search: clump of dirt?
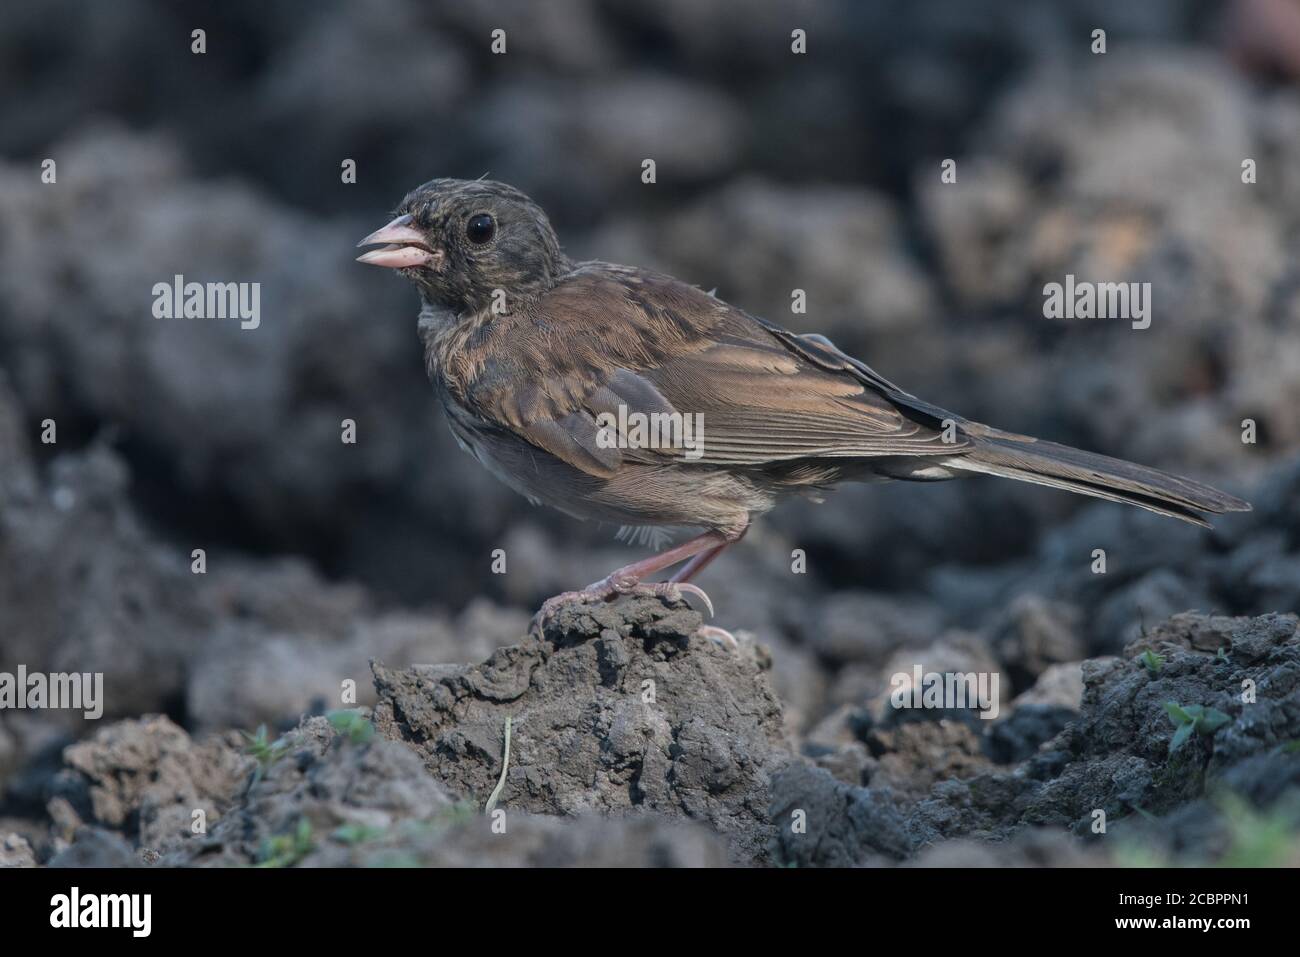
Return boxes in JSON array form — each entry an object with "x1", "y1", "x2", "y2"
[
  {"x1": 45, "y1": 715, "x2": 248, "y2": 856},
  {"x1": 161, "y1": 714, "x2": 730, "y2": 868},
  {"x1": 370, "y1": 594, "x2": 791, "y2": 864}
]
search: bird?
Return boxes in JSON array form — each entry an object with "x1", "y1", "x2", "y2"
[{"x1": 358, "y1": 178, "x2": 1251, "y2": 636}]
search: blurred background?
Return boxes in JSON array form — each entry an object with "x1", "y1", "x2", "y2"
[{"x1": 1, "y1": 0, "x2": 1299, "y2": 852}]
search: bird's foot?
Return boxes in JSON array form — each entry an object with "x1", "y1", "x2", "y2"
[
  {"x1": 582, "y1": 574, "x2": 714, "y2": 617},
  {"x1": 528, "y1": 586, "x2": 614, "y2": 637},
  {"x1": 528, "y1": 576, "x2": 714, "y2": 638}
]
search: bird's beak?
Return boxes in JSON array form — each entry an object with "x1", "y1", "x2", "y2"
[{"x1": 356, "y1": 214, "x2": 444, "y2": 269}]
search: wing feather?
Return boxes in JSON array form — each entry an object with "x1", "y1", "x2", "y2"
[{"x1": 447, "y1": 263, "x2": 968, "y2": 477}]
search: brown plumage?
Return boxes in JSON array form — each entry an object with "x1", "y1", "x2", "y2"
[{"x1": 358, "y1": 178, "x2": 1251, "y2": 624}]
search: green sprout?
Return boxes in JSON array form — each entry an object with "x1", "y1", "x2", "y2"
[
  {"x1": 397, "y1": 802, "x2": 477, "y2": 838},
  {"x1": 241, "y1": 724, "x2": 291, "y2": 786},
  {"x1": 1164, "y1": 701, "x2": 1231, "y2": 754},
  {"x1": 257, "y1": 818, "x2": 315, "y2": 868},
  {"x1": 332, "y1": 823, "x2": 387, "y2": 845},
  {"x1": 327, "y1": 709, "x2": 375, "y2": 745},
  {"x1": 1112, "y1": 842, "x2": 1166, "y2": 868},
  {"x1": 1215, "y1": 793, "x2": 1297, "y2": 868},
  {"x1": 1139, "y1": 649, "x2": 1164, "y2": 674},
  {"x1": 1115, "y1": 792, "x2": 1299, "y2": 867}
]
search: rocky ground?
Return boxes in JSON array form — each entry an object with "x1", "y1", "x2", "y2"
[
  {"x1": 5, "y1": 586, "x2": 1298, "y2": 866},
  {"x1": 2, "y1": 0, "x2": 1300, "y2": 866}
]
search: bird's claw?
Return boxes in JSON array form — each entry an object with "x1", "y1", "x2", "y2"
[
  {"x1": 696, "y1": 625, "x2": 739, "y2": 650},
  {"x1": 654, "y1": 581, "x2": 714, "y2": 618}
]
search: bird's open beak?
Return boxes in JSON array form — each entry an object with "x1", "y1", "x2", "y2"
[{"x1": 356, "y1": 214, "x2": 444, "y2": 269}]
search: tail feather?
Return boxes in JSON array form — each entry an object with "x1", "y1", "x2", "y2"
[{"x1": 945, "y1": 430, "x2": 1252, "y2": 528}]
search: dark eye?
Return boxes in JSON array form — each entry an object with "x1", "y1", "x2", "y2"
[{"x1": 466, "y1": 213, "x2": 495, "y2": 245}]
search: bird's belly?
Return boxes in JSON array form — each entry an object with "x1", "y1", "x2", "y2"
[{"x1": 441, "y1": 400, "x2": 765, "y2": 532}]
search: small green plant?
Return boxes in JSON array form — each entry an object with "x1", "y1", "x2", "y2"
[
  {"x1": 327, "y1": 709, "x2": 375, "y2": 745},
  {"x1": 1112, "y1": 843, "x2": 1166, "y2": 868},
  {"x1": 1115, "y1": 792, "x2": 1299, "y2": 867},
  {"x1": 1215, "y1": 793, "x2": 1297, "y2": 868},
  {"x1": 241, "y1": 724, "x2": 291, "y2": 786},
  {"x1": 1164, "y1": 701, "x2": 1231, "y2": 754},
  {"x1": 332, "y1": 823, "x2": 386, "y2": 845},
  {"x1": 257, "y1": 818, "x2": 315, "y2": 868},
  {"x1": 395, "y1": 802, "x2": 477, "y2": 843},
  {"x1": 1130, "y1": 804, "x2": 1159, "y2": 823},
  {"x1": 1139, "y1": 649, "x2": 1164, "y2": 674},
  {"x1": 1215, "y1": 647, "x2": 1231, "y2": 663}
]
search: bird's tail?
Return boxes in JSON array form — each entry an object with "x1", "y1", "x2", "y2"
[{"x1": 944, "y1": 427, "x2": 1252, "y2": 528}]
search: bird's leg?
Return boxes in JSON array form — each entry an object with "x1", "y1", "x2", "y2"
[
  {"x1": 531, "y1": 530, "x2": 730, "y2": 634},
  {"x1": 669, "y1": 542, "x2": 729, "y2": 583},
  {"x1": 589, "y1": 529, "x2": 730, "y2": 595}
]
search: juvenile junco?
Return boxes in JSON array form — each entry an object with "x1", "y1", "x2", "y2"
[{"x1": 359, "y1": 178, "x2": 1250, "y2": 627}]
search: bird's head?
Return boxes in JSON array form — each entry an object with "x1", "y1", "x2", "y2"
[{"x1": 357, "y1": 178, "x2": 565, "y2": 313}]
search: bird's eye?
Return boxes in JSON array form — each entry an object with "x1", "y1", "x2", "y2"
[{"x1": 466, "y1": 213, "x2": 496, "y2": 245}]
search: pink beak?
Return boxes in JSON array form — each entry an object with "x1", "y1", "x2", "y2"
[{"x1": 356, "y1": 214, "x2": 443, "y2": 269}]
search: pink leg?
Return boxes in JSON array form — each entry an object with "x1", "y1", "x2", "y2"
[
  {"x1": 670, "y1": 543, "x2": 728, "y2": 583},
  {"x1": 671, "y1": 520, "x2": 748, "y2": 584},
  {"x1": 589, "y1": 529, "x2": 730, "y2": 592},
  {"x1": 671, "y1": 525, "x2": 751, "y2": 648},
  {"x1": 668, "y1": 545, "x2": 740, "y2": 648},
  {"x1": 531, "y1": 527, "x2": 745, "y2": 634}
]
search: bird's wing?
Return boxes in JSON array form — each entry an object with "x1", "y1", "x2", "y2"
[{"x1": 447, "y1": 263, "x2": 968, "y2": 477}]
